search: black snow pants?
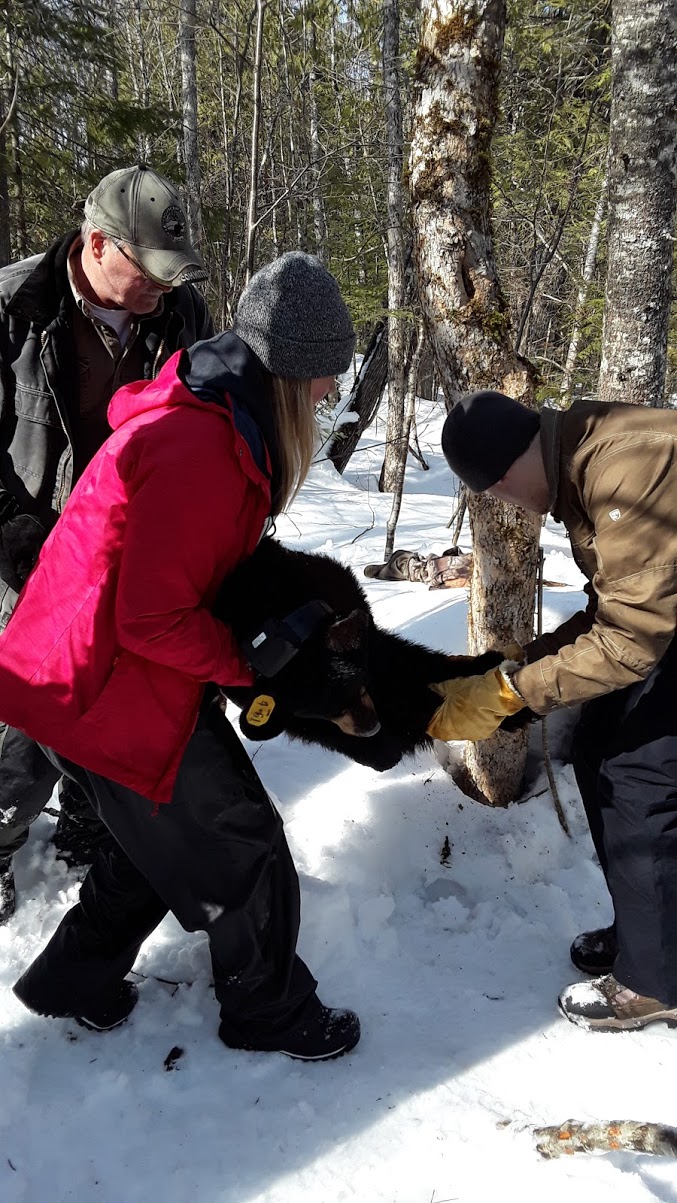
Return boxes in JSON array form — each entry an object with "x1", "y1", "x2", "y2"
[
  {"x1": 13, "y1": 696, "x2": 318, "y2": 1043},
  {"x1": 0, "y1": 722, "x2": 103, "y2": 856},
  {"x1": 572, "y1": 636, "x2": 677, "y2": 1005}
]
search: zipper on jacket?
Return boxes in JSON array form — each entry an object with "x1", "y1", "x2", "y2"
[
  {"x1": 152, "y1": 336, "x2": 166, "y2": 378},
  {"x1": 111, "y1": 324, "x2": 138, "y2": 392},
  {"x1": 40, "y1": 329, "x2": 73, "y2": 513}
]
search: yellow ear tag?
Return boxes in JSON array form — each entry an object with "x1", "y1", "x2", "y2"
[{"x1": 246, "y1": 694, "x2": 276, "y2": 727}]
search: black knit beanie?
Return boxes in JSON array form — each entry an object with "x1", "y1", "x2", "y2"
[
  {"x1": 441, "y1": 391, "x2": 540, "y2": 493},
  {"x1": 233, "y1": 252, "x2": 356, "y2": 379}
]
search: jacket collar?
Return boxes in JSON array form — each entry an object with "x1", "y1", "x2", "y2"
[
  {"x1": 182, "y1": 331, "x2": 282, "y2": 507},
  {"x1": 539, "y1": 407, "x2": 564, "y2": 520},
  {"x1": 7, "y1": 231, "x2": 76, "y2": 325}
]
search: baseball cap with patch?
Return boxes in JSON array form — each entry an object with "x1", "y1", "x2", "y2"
[{"x1": 84, "y1": 164, "x2": 207, "y2": 285}]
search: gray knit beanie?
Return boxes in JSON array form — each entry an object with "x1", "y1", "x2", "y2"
[{"x1": 233, "y1": 252, "x2": 356, "y2": 379}]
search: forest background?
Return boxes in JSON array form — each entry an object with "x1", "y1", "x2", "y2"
[{"x1": 3, "y1": 0, "x2": 672, "y2": 404}]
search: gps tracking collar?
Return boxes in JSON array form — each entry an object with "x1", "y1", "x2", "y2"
[{"x1": 241, "y1": 600, "x2": 334, "y2": 679}]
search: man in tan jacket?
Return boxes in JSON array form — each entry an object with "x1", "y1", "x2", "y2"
[{"x1": 432, "y1": 389, "x2": 677, "y2": 1033}]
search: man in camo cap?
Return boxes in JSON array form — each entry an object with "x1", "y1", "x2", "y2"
[{"x1": 0, "y1": 164, "x2": 214, "y2": 922}]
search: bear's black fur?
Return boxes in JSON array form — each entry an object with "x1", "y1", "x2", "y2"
[{"x1": 215, "y1": 539, "x2": 502, "y2": 771}]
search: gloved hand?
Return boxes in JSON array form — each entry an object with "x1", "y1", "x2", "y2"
[
  {"x1": 0, "y1": 513, "x2": 45, "y2": 594},
  {"x1": 426, "y1": 665, "x2": 525, "y2": 741},
  {"x1": 500, "y1": 706, "x2": 540, "y2": 732}
]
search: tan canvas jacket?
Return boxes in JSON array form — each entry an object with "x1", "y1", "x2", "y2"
[{"x1": 514, "y1": 399, "x2": 677, "y2": 714}]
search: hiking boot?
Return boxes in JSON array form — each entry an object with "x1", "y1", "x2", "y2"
[
  {"x1": 570, "y1": 924, "x2": 617, "y2": 975},
  {"x1": 222, "y1": 1001, "x2": 361, "y2": 1061},
  {"x1": 558, "y1": 974, "x2": 677, "y2": 1032},
  {"x1": 75, "y1": 982, "x2": 139, "y2": 1031},
  {"x1": 0, "y1": 855, "x2": 15, "y2": 925},
  {"x1": 13, "y1": 976, "x2": 139, "y2": 1032}
]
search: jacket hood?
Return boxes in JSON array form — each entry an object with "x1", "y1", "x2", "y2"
[{"x1": 183, "y1": 331, "x2": 282, "y2": 506}]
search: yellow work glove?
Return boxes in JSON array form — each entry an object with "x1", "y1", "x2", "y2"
[{"x1": 426, "y1": 665, "x2": 525, "y2": 742}]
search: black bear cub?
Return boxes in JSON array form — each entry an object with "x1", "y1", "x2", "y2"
[{"x1": 216, "y1": 539, "x2": 502, "y2": 771}]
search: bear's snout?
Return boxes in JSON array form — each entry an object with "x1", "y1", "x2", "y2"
[{"x1": 331, "y1": 689, "x2": 381, "y2": 738}]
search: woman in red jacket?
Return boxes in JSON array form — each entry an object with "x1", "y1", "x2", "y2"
[{"x1": 0, "y1": 253, "x2": 361, "y2": 1061}]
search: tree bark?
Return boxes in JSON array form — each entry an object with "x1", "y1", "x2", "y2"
[
  {"x1": 385, "y1": 322, "x2": 426, "y2": 558},
  {"x1": 245, "y1": 0, "x2": 267, "y2": 284},
  {"x1": 598, "y1": 0, "x2": 677, "y2": 406},
  {"x1": 380, "y1": 0, "x2": 409, "y2": 494},
  {"x1": 306, "y1": 8, "x2": 327, "y2": 262},
  {"x1": 280, "y1": 13, "x2": 306, "y2": 252},
  {"x1": 411, "y1": 0, "x2": 540, "y2": 805},
  {"x1": 131, "y1": 0, "x2": 152, "y2": 162},
  {"x1": 560, "y1": 166, "x2": 608, "y2": 400},
  {"x1": 178, "y1": 0, "x2": 204, "y2": 249}
]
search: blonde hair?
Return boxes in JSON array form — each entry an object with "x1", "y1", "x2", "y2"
[{"x1": 270, "y1": 376, "x2": 317, "y2": 514}]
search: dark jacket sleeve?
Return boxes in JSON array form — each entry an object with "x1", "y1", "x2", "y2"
[
  {"x1": 0, "y1": 291, "x2": 24, "y2": 590},
  {"x1": 523, "y1": 584, "x2": 597, "y2": 663},
  {"x1": 0, "y1": 286, "x2": 47, "y2": 595}
]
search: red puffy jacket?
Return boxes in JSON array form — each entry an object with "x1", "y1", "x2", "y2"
[{"x1": 0, "y1": 351, "x2": 270, "y2": 801}]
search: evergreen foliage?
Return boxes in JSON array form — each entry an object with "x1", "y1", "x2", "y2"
[{"x1": 0, "y1": 0, "x2": 674, "y2": 394}]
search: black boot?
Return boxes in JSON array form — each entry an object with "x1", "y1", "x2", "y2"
[
  {"x1": 0, "y1": 855, "x2": 15, "y2": 924},
  {"x1": 570, "y1": 924, "x2": 617, "y2": 975},
  {"x1": 13, "y1": 974, "x2": 139, "y2": 1032},
  {"x1": 221, "y1": 998, "x2": 361, "y2": 1061}
]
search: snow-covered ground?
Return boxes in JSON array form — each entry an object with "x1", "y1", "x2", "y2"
[{"x1": 2, "y1": 392, "x2": 676, "y2": 1203}]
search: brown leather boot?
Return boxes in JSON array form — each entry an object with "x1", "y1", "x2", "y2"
[{"x1": 558, "y1": 974, "x2": 677, "y2": 1031}]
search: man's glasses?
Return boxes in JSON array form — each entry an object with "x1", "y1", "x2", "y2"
[{"x1": 113, "y1": 240, "x2": 169, "y2": 288}]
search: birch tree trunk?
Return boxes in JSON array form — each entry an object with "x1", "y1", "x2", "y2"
[
  {"x1": 281, "y1": 15, "x2": 306, "y2": 252},
  {"x1": 380, "y1": 0, "x2": 408, "y2": 494},
  {"x1": 384, "y1": 322, "x2": 426, "y2": 558},
  {"x1": 220, "y1": 6, "x2": 253, "y2": 321},
  {"x1": 131, "y1": 0, "x2": 152, "y2": 162},
  {"x1": 245, "y1": 0, "x2": 266, "y2": 284},
  {"x1": 178, "y1": 0, "x2": 204, "y2": 248},
  {"x1": 559, "y1": 167, "x2": 608, "y2": 400},
  {"x1": 307, "y1": 11, "x2": 327, "y2": 262},
  {"x1": 597, "y1": 0, "x2": 677, "y2": 406},
  {"x1": 411, "y1": 0, "x2": 540, "y2": 805}
]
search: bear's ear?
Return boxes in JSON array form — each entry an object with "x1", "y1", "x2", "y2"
[
  {"x1": 326, "y1": 608, "x2": 369, "y2": 653},
  {"x1": 238, "y1": 686, "x2": 288, "y2": 741}
]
